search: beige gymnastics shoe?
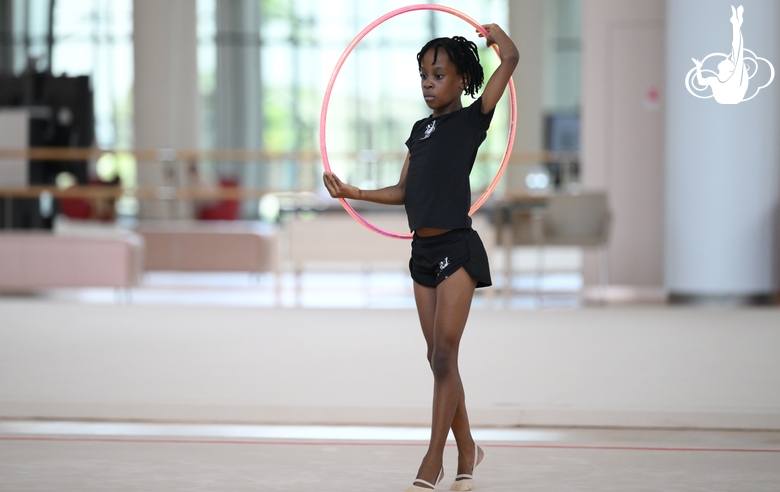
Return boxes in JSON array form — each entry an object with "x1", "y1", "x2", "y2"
[
  {"x1": 450, "y1": 443, "x2": 483, "y2": 491},
  {"x1": 404, "y1": 467, "x2": 444, "y2": 491}
]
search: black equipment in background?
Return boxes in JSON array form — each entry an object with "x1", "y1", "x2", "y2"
[{"x1": 0, "y1": 71, "x2": 94, "y2": 229}]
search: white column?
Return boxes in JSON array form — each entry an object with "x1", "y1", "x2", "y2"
[
  {"x1": 133, "y1": 0, "x2": 199, "y2": 220},
  {"x1": 214, "y1": 0, "x2": 263, "y2": 218},
  {"x1": 0, "y1": 110, "x2": 28, "y2": 188},
  {"x1": 665, "y1": 0, "x2": 780, "y2": 302}
]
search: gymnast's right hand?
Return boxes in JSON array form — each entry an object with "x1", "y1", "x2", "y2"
[{"x1": 323, "y1": 172, "x2": 361, "y2": 200}]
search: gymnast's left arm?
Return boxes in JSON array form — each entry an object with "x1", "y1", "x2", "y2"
[{"x1": 477, "y1": 23, "x2": 519, "y2": 114}]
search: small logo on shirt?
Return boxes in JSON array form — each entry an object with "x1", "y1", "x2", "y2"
[
  {"x1": 439, "y1": 256, "x2": 450, "y2": 272},
  {"x1": 420, "y1": 120, "x2": 437, "y2": 140}
]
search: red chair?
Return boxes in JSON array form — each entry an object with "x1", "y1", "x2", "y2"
[
  {"x1": 60, "y1": 177, "x2": 119, "y2": 221},
  {"x1": 197, "y1": 178, "x2": 240, "y2": 221}
]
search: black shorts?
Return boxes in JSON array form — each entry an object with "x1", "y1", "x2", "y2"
[{"x1": 409, "y1": 228, "x2": 492, "y2": 288}]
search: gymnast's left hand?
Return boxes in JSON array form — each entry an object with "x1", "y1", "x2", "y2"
[
  {"x1": 323, "y1": 172, "x2": 361, "y2": 200},
  {"x1": 477, "y1": 23, "x2": 506, "y2": 48}
]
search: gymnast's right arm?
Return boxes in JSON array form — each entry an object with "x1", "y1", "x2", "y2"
[{"x1": 322, "y1": 151, "x2": 410, "y2": 206}]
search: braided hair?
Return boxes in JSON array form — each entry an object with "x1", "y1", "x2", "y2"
[{"x1": 416, "y1": 36, "x2": 485, "y2": 98}]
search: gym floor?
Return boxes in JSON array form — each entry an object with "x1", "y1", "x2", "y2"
[
  {"x1": 2, "y1": 421, "x2": 779, "y2": 491},
  {"x1": 3, "y1": 271, "x2": 779, "y2": 491}
]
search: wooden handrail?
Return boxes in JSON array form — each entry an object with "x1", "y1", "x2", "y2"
[
  {"x1": 0, "y1": 148, "x2": 579, "y2": 201},
  {"x1": 0, "y1": 147, "x2": 576, "y2": 163},
  {"x1": 0, "y1": 185, "x2": 280, "y2": 200}
]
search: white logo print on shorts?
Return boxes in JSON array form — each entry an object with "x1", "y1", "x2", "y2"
[{"x1": 439, "y1": 256, "x2": 450, "y2": 272}]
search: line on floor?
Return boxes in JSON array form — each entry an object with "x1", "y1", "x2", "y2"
[{"x1": 2, "y1": 436, "x2": 779, "y2": 453}]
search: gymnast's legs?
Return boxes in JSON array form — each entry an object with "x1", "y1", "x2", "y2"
[{"x1": 411, "y1": 267, "x2": 483, "y2": 489}]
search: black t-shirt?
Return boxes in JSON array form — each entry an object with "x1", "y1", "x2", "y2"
[{"x1": 404, "y1": 97, "x2": 494, "y2": 232}]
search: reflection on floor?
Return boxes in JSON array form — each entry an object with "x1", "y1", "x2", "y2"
[
  {"x1": 33, "y1": 271, "x2": 586, "y2": 309},
  {"x1": 2, "y1": 420, "x2": 779, "y2": 491},
  {"x1": 0, "y1": 420, "x2": 566, "y2": 443}
]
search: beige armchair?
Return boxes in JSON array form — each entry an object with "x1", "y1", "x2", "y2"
[{"x1": 500, "y1": 193, "x2": 611, "y2": 301}]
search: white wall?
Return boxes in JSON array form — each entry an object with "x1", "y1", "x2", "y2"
[
  {"x1": 506, "y1": 0, "x2": 546, "y2": 192},
  {"x1": 2, "y1": 301, "x2": 779, "y2": 430},
  {"x1": 581, "y1": 0, "x2": 666, "y2": 290}
]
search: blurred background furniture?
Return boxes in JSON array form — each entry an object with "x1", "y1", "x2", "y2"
[
  {"x1": 282, "y1": 212, "x2": 496, "y2": 304},
  {"x1": 0, "y1": 231, "x2": 143, "y2": 291},
  {"x1": 497, "y1": 193, "x2": 611, "y2": 301},
  {"x1": 283, "y1": 212, "x2": 495, "y2": 272},
  {"x1": 0, "y1": 72, "x2": 94, "y2": 230},
  {"x1": 196, "y1": 178, "x2": 240, "y2": 221},
  {"x1": 495, "y1": 194, "x2": 548, "y2": 297},
  {"x1": 138, "y1": 222, "x2": 277, "y2": 276},
  {"x1": 282, "y1": 213, "x2": 409, "y2": 301}
]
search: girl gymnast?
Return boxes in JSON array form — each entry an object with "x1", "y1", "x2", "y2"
[{"x1": 323, "y1": 24, "x2": 518, "y2": 491}]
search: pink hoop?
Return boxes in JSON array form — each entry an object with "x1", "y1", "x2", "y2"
[{"x1": 320, "y1": 4, "x2": 517, "y2": 240}]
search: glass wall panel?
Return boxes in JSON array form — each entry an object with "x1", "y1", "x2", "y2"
[
  {"x1": 197, "y1": 0, "x2": 509, "y2": 203},
  {"x1": 51, "y1": 0, "x2": 133, "y2": 149}
]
